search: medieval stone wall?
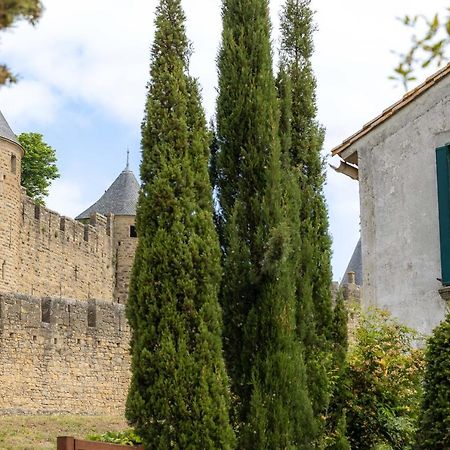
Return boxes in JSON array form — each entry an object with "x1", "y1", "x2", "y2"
[
  {"x1": 113, "y1": 216, "x2": 138, "y2": 304},
  {"x1": 0, "y1": 293, "x2": 131, "y2": 415},
  {"x1": 10, "y1": 195, "x2": 115, "y2": 301},
  {"x1": 0, "y1": 139, "x2": 23, "y2": 292}
]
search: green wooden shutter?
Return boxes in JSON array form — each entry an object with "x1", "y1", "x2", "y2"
[{"x1": 436, "y1": 144, "x2": 450, "y2": 286}]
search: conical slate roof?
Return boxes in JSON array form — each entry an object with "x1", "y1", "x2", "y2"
[
  {"x1": 341, "y1": 238, "x2": 363, "y2": 286},
  {"x1": 76, "y1": 167, "x2": 140, "y2": 220},
  {"x1": 0, "y1": 109, "x2": 19, "y2": 144}
]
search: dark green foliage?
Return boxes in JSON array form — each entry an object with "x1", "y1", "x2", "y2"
[
  {"x1": 216, "y1": 0, "x2": 315, "y2": 446},
  {"x1": 18, "y1": 132, "x2": 60, "y2": 205},
  {"x1": 346, "y1": 309, "x2": 424, "y2": 450},
  {"x1": 125, "y1": 1, "x2": 234, "y2": 448},
  {"x1": 416, "y1": 312, "x2": 450, "y2": 449},
  {"x1": 0, "y1": 0, "x2": 42, "y2": 85},
  {"x1": 278, "y1": 0, "x2": 334, "y2": 437},
  {"x1": 325, "y1": 291, "x2": 350, "y2": 450}
]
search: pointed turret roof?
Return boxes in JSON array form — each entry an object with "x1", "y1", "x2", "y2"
[
  {"x1": 76, "y1": 166, "x2": 140, "y2": 220},
  {"x1": 0, "y1": 109, "x2": 20, "y2": 145},
  {"x1": 341, "y1": 239, "x2": 362, "y2": 286}
]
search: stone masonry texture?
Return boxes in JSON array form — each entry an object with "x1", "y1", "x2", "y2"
[
  {"x1": 0, "y1": 130, "x2": 136, "y2": 414},
  {"x1": 0, "y1": 293, "x2": 131, "y2": 415}
]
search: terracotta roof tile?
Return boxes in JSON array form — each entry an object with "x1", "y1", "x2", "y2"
[{"x1": 332, "y1": 62, "x2": 450, "y2": 157}]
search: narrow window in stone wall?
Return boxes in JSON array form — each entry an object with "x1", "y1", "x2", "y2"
[
  {"x1": 41, "y1": 298, "x2": 51, "y2": 323},
  {"x1": 88, "y1": 301, "x2": 97, "y2": 328},
  {"x1": 436, "y1": 144, "x2": 450, "y2": 286},
  {"x1": 130, "y1": 225, "x2": 137, "y2": 238},
  {"x1": 10, "y1": 154, "x2": 16, "y2": 174},
  {"x1": 1, "y1": 261, "x2": 5, "y2": 280}
]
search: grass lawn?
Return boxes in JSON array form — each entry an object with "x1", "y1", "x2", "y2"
[{"x1": 0, "y1": 415, "x2": 128, "y2": 450}]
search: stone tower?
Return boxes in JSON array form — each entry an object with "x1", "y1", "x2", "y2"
[
  {"x1": 0, "y1": 111, "x2": 23, "y2": 292},
  {"x1": 76, "y1": 160, "x2": 140, "y2": 303}
]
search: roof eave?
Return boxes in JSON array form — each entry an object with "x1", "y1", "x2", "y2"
[{"x1": 331, "y1": 62, "x2": 450, "y2": 161}]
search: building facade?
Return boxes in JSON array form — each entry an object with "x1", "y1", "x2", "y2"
[{"x1": 332, "y1": 63, "x2": 450, "y2": 336}]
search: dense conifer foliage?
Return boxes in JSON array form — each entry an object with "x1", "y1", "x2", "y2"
[
  {"x1": 416, "y1": 312, "x2": 450, "y2": 449},
  {"x1": 325, "y1": 291, "x2": 350, "y2": 450},
  {"x1": 125, "y1": 1, "x2": 234, "y2": 448},
  {"x1": 216, "y1": 0, "x2": 315, "y2": 446},
  {"x1": 278, "y1": 0, "x2": 334, "y2": 436}
]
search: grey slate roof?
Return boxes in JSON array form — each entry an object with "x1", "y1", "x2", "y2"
[
  {"x1": 0, "y1": 109, "x2": 19, "y2": 144},
  {"x1": 76, "y1": 168, "x2": 140, "y2": 220},
  {"x1": 341, "y1": 238, "x2": 363, "y2": 286}
]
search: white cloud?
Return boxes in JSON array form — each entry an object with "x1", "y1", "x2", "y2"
[
  {"x1": 46, "y1": 178, "x2": 86, "y2": 219},
  {"x1": 0, "y1": 80, "x2": 61, "y2": 126}
]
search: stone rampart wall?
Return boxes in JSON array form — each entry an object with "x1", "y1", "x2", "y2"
[
  {"x1": 7, "y1": 195, "x2": 115, "y2": 301},
  {"x1": 0, "y1": 293, "x2": 131, "y2": 415}
]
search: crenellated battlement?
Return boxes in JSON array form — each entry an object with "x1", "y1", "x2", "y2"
[
  {"x1": 0, "y1": 292, "x2": 130, "y2": 415},
  {"x1": 0, "y1": 193, "x2": 116, "y2": 301},
  {"x1": 0, "y1": 109, "x2": 138, "y2": 416}
]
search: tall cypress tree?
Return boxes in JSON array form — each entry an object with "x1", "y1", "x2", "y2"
[
  {"x1": 126, "y1": 1, "x2": 234, "y2": 448},
  {"x1": 216, "y1": 0, "x2": 315, "y2": 446},
  {"x1": 279, "y1": 0, "x2": 334, "y2": 431}
]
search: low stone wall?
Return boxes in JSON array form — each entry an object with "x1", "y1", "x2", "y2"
[{"x1": 0, "y1": 293, "x2": 131, "y2": 415}]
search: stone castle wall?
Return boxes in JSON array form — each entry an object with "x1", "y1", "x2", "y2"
[
  {"x1": 0, "y1": 138, "x2": 23, "y2": 291},
  {"x1": 11, "y1": 195, "x2": 115, "y2": 301},
  {"x1": 0, "y1": 292, "x2": 131, "y2": 415}
]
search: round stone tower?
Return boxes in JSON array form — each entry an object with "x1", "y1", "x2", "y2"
[
  {"x1": 76, "y1": 157, "x2": 139, "y2": 304},
  {"x1": 0, "y1": 110, "x2": 23, "y2": 292}
]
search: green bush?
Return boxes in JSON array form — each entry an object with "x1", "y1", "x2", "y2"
[
  {"x1": 416, "y1": 312, "x2": 450, "y2": 449},
  {"x1": 88, "y1": 430, "x2": 142, "y2": 446},
  {"x1": 345, "y1": 308, "x2": 425, "y2": 450}
]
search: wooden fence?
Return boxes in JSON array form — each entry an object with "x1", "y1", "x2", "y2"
[{"x1": 57, "y1": 436, "x2": 144, "y2": 450}]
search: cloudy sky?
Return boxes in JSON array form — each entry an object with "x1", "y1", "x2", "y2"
[{"x1": 0, "y1": 0, "x2": 446, "y2": 279}]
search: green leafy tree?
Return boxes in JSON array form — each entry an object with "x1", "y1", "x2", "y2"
[
  {"x1": 0, "y1": 0, "x2": 42, "y2": 85},
  {"x1": 416, "y1": 312, "x2": 450, "y2": 450},
  {"x1": 216, "y1": 0, "x2": 315, "y2": 446},
  {"x1": 125, "y1": 1, "x2": 234, "y2": 448},
  {"x1": 346, "y1": 308, "x2": 424, "y2": 450},
  {"x1": 391, "y1": 7, "x2": 450, "y2": 90},
  {"x1": 278, "y1": 0, "x2": 334, "y2": 438},
  {"x1": 18, "y1": 132, "x2": 59, "y2": 205}
]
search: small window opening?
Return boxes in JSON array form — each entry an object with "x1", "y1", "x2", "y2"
[
  {"x1": 88, "y1": 301, "x2": 96, "y2": 328},
  {"x1": 41, "y1": 298, "x2": 51, "y2": 323},
  {"x1": 130, "y1": 225, "x2": 137, "y2": 238},
  {"x1": 10, "y1": 154, "x2": 16, "y2": 174},
  {"x1": 1, "y1": 261, "x2": 5, "y2": 280},
  {"x1": 34, "y1": 205, "x2": 40, "y2": 220}
]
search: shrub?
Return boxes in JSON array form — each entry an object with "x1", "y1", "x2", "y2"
[
  {"x1": 345, "y1": 308, "x2": 425, "y2": 450},
  {"x1": 415, "y1": 312, "x2": 450, "y2": 449},
  {"x1": 88, "y1": 430, "x2": 142, "y2": 446}
]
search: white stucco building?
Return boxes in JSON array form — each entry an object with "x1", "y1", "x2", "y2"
[{"x1": 332, "y1": 63, "x2": 450, "y2": 335}]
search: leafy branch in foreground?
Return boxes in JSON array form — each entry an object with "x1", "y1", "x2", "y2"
[
  {"x1": 391, "y1": 8, "x2": 450, "y2": 90},
  {"x1": 0, "y1": 0, "x2": 43, "y2": 85}
]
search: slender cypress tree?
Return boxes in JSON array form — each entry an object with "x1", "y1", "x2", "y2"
[
  {"x1": 279, "y1": 0, "x2": 334, "y2": 431},
  {"x1": 216, "y1": 0, "x2": 315, "y2": 446},
  {"x1": 126, "y1": 1, "x2": 234, "y2": 448},
  {"x1": 325, "y1": 291, "x2": 350, "y2": 450}
]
